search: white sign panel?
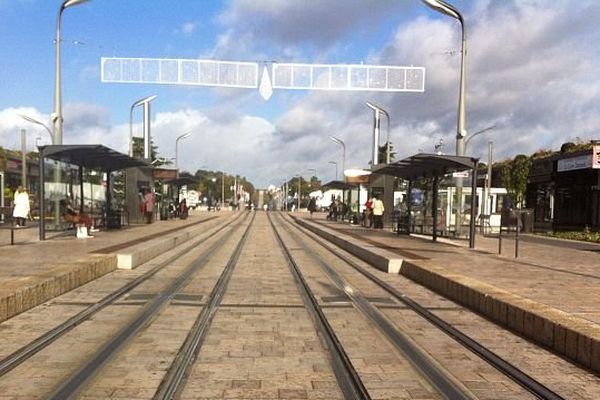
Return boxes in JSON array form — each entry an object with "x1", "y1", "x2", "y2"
[{"x1": 557, "y1": 154, "x2": 592, "y2": 172}]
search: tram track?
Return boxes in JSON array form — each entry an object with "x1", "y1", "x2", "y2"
[
  {"x1": 280, "y1": 212, "x2": 566, "y2": 400},
  {"x1": 0, "y1": 211, "x2": 245, "y2": 380},
  {"x1": 271, "y1": 212, "x2": 476, "y2": 400},
  {"x1": 46, "y1": 211, "x2": 254, "y2": 399}
]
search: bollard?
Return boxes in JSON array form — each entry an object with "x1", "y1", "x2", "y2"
[
  {"x1": 515, "y1": 223, "x2": 519, "y2": 258},
  {"x1": 498, "y1": 227, "x2": 502, "y2": 255}
]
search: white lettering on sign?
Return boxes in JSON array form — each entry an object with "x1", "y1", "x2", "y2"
[{"x1": 557, "y1": 154, "x2": 592, "y2": 172}]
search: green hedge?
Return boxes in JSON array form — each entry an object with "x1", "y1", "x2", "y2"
[{"x1": 538, "y1": 231, "x2": 600, "y2": 243}]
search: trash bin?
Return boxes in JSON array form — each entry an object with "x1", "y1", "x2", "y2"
[{"x1": 521, "y1": 208, "x2": 534, "y2": 233}]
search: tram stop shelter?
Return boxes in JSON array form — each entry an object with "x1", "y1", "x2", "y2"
[
  {"x1": 163, "y1": 175, "x2": 199, "y2": 210},
  {"x1": 373, "y1": 153, "x2": 479, "y2": 248},
  {"x1": 321, "y1": 180, "x2": 360, "y2": 222},
  {"x1": 38, "y1": 144, "x2": 149, "y2": 240}
]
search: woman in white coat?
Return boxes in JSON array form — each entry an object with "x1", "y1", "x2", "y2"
[{"x1": 12, "y1": 186, "x2": 30, "y2": 227}]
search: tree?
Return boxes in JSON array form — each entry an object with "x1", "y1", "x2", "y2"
[
  {"x1": 501, "y1": 154, "x2": 531, "y2": 208},
  {"x1": 378, "y1": 141, "x2": 396, "y2": 164}
]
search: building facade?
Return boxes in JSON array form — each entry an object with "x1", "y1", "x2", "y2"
[{"x1": 527, "y1": 145, "x2": 600, "y2": 231}]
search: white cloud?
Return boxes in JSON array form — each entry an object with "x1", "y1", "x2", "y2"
[{"x1": 181, "y1": 22, "x2": 196, "y2": 37}]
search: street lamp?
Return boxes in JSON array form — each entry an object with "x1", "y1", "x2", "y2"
[
  {"x1": 464, "y1": 125, "x2": 496, "y2": 153},
  {"x1": 175, "y1": 131, "x2": 192, "y2": 177},
  {"x1": 328, "y1": 161, "x2": 338, "y2": 180},
  {"x1": 365, "y1": 102, "x2": 391, "y2": 164},
  {"x1": 18, "y1": 114, "x2": 54, "y2": 144},
  {"x1": 296, "y1": 174, "x2": 302, "y2": 211},
  {"x1": 422, "y1": 0, "x2": 467, "y2": 234},
  {"x1": 53, "y1": 0, "x2": 91, "y2": 145},
  {"x1": 129, "y1": 95, "x2": 157, "y2": 157},
  {"x1": 328, "y1": 136, "x2": 346, "y2": 181}
]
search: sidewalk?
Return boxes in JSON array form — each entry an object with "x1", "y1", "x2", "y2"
[
  {"x1": 0, "y1": 211, "x2": 232, "y2": 324},
  {"x1": 292, "y1": 212, "x2": 600, "y2": 374}
]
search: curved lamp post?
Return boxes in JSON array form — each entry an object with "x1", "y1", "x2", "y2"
[
  {"x1": 422, "y1": 0, "x2": 467, "y2": 234},
  {"x1": 328, "y1": 136, "x2": 346, "y2": 182},
  {"x1": 464, "y1": 125, "x2": 496, "y2": 153},
  {"x1": 54, "y1": 0, "x2": 91, "y2": 145},
  {"x1": 18, "y1": 114, "x2": 54, "y2": 144},
  {"x1": 328, "y1": 160, "x2": 338, "y2": 180},
  {"x1": 175, "y1": 131, "x2": 192, "y2": 177},
  {"x1": 365, "y1": 102, "x2": 391, "y2": 164},
  {"x1": 129, "y1": 95, "x2": 157, "y2": 157}
]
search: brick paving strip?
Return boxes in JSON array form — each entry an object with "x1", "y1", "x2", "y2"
[{"x1": 291, "y1": 213, "x2": 600, "y2": 375}]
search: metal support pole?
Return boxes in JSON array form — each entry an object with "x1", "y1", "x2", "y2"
[
  {"x1": 469, "y1": 160, "x2": 478, "y2": 248},
  {"x1": 372, "y1": 110, "x2": 381, "y2": 166},
  {"x1": 432, "y1": 175, "x2": 439, "y2": 242},
  {"x1": 21, "y1": 129, "x2": 27, "y2": 188},
  {"x1": 143, "y1": 102, "x2": 151, "y2": 160},
  {"x1": 487, "y1": 141, "x2": 493, "y2": 215},
  {"x1": 39, "y1": 148, "x2": 45, "y2": 241}
]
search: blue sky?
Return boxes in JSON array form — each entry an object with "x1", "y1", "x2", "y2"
[{"x1": 1, "y1": 1, "x2": 600, "y2": 188}]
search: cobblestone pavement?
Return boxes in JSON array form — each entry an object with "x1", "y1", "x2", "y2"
[{"x1": 0, "y1": 211, "x2": 597, "y2": 399}]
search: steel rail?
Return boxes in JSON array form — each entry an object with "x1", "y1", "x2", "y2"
[
  {"x1": 153, "y1": 211, "x2": 256, "y2": 399},
  {"x1": 46, "y1": 212, "x2": 252, "y2": 400},
  {"x1": 0, "y1": 213, "x2": 246, "y2": 378},
  {"x1": 276, "y1": 213, "x2": 475, "y2": 400},
  {"x1": 267, "y1": 212, "x2": 371, "y2": 400},
  {"x1": 287, "y1": 214, "x2": 566, "y2": 400}
]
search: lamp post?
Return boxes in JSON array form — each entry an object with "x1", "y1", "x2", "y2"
[
  {"x1": 18, "y1": 114, "x2": 54, "y2": 144},
  {"x1": 328, "y1": 136, "x2": 346, "y2": 181},
  {"x1": 53, "y1": 0, "x2": 91, "y2": 145},
  {"x1": 328, "y1": 161, "x2": 338, "y2": 180},
  {"x1": 464, "y1": 125, "x2": 496, "y2": 153},
  {"x1": 296, "y1": 174, "x2": 301, "y2": 211},
  {"x1": 422, "y1": 0, "x2": 467, "y2": 234},
  {"x1": 129, "y1": 95, "x2": 157, "y2": 157},
  {"x1": 175, "y1": 131, "x2": 192, "y2": 178},
  {"x1": 365, "y1": 102, "x2": 391, "y2": 164}
]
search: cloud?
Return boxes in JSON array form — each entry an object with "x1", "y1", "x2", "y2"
[{"x1": 181, "y1": 22, "x2": 197, "y2": 37}]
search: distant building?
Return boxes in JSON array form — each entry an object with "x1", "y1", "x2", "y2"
[{"x1": 527, "y1": 144, "x2": 600, "y2": 231}]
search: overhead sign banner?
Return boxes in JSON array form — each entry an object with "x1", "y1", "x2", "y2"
[{"x1": 101, "y1": 57, "x2": 425, "y2": 99}]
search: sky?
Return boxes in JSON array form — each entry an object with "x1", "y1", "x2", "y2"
[{"x1": 1, "y1": 0, "x2": 600, "y2": 188}]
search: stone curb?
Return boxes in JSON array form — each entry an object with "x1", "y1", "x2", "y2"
[
  {"x1": 293, "y1": 216, "x2": 402, "y2": 273},
  {"x1": 116, "y1": 214, "x2": 232, "y2": 269},
  {"x1": 294, "y1": 217, "x2": 600, "y2": 374},
  {"x1": 0, "y1": 255, "x2": 116, "y2": 324}
]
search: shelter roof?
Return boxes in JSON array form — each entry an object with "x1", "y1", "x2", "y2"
[
  {"x1": 373, "y1": 153, "x2": 478, "y2": 180},
  {"x1": 41, "y1": 145, "x2": 148, "y2": 172},
  {"x1": 164, "y1": 176, "x2": 199, "y2": 186},
  {"x1": 321, "y1": 180, "x2": 356, "y2": 190}
]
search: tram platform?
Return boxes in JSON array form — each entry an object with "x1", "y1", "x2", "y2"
[
  {"x1": 290, "y1": 212, "x2": 600, "y2": 375},
  {"x1": 0, "y1": 212, "x2": 232, "y2": 325}
]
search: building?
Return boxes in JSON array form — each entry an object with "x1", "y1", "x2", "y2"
[{"x1": 527, "y1": 144, "x2": 600, "y2": 231}]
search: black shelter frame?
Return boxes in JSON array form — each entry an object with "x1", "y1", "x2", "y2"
[
  {"x1": 38, "y1": 145, "x2": 148, "y2": 240},
  {"x1": 374, "y1": 153, "x2": 479, "y2": 248}
]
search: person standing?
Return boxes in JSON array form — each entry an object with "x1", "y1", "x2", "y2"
[
  {"x1": 364, "y1": 196, "x2": 373, "y2": 227},
  {"x1": 372, "y1": 194, "x2": 385, "y2": 229},
  {"x1": 143, "y1": 189, "x2": 154, "y2": 224},
  {"x1": 12, "y1": 186, "x2": 30, "y2": 227}
]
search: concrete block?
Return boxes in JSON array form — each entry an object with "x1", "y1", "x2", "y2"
[
  {"x1": 565, "y1": 328, "x2": 579, "y2": 361},
  {"x1": 577, "y1": 334, "x2": 591, "y2": 368},
  {"x1": 591, "y1": 338, "x2": 600, "y2": 372},
  {"x1": 554, "y1": 324, "x2": 567, "y2": 354}
]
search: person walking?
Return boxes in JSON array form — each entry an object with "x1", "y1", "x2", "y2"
[
  {"x1": 12, "y1": 186, "x2": 30, "y2": 227},
  {"x1": 307, "y1": 197, "x2": 317, "y2": 217},
  {"x1": 372, "y1": 194, "x2": 385, "y2": 229}
]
